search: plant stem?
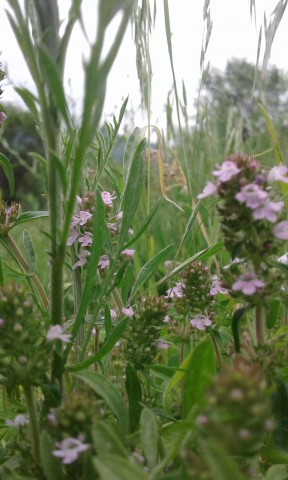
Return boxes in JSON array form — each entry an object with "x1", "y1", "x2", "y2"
[
  {"x1": 23, "y1": 384, "x2": 40, "y2": 465},
  {"x1": 209, "y1": 331, "x2": 222, "y2": 368},
  {"x1": 255, "y1": 304, "x2": 265, "y2": 345},
  {"x1": 6, "y1": 234, "x2": 49, "y2": 309}
]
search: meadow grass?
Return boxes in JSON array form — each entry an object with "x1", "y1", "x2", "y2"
[{"x1": 0, "y1": 1, "x2": 288, "y2": 479}]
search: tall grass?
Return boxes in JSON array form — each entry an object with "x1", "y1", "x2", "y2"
[{"x1": 0, "y1": 1, "x2": 288, "y2": 479}]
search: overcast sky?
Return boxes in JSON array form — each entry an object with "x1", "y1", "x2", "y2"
[{"x1": 1, "y1": 0, "x2": 288, "y2": 130}]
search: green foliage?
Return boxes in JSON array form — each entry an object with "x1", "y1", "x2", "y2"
[{"x1": 1, "y1": 1, "x2": 288, "y2": 479}]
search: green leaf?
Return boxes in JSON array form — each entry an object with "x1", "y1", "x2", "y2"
[
  {"x1": 263, "y1": 465, "x2": 288, "y2": 480},
  {"x1": 125, "y1": 364, "x2": 142, "y2": 432},
  {"x1": 92, "y1": 421, "x2": 128, "y2": 458},
  {"x1": 203, "y1": 440, "x2": 247, "y2": 480},
  {"x1": 273, "y1": 381, "x2": 288, "y2": 450},
  {"x1": 12, "y1": 211, "x2": 48, "y2": 228},
  {"x1": 123, "y1": 127, "x2": 145, "y2": 184},
  {"x1": 67, "y1": 317, "x2": 128, "y2": 371},
  {"x1": 232, "y1": 306, "x2": 251, "y2": 353},
  {"x1": 140, "y1": 408, "x2": 159, "y2": 468},
  {"x1": 37, "y1": 44, "x2": 71, "y2": 127},
  {"x1": 93, "y1": 454, "x2": 149, "y2": 480},
  {"x1": 0, "y1": 257, "x2": 4, "y2": 286},
  {"x1": 104, "y1": 304, "x2": 112, "y2": 336},
  {"x1": 267, "y1": 299, "x2": 281, "y2": 329},
  {"x1": 129, "y1": 243, "x2": 175, "y2": 301},
  {"x1": 164, "y1": 336, "x2": 216, "y2": 415},
  {"x1": 121, "y1": 200, "x2": 160, "y2": 250},
  {"x1": 0, "y1": 153, "x2": 15, "y2": 197},
  {"x1": 151, "y1": 242, "x2": 224, "y2": 290},
  {"x1": 50, "y1": 152, "x2": 67, "y2": 194},
  {"x1": 14, "y1": 87, "x2": 39, "y2": 122},
  {"x1": 40, "y1": 430, "x2": 63, "y2": 480},
  {"x1": 258, "y1": 103, "x2": 284, "y2": 165},
  {"x1": 74, "y1": 370, "x2": 128, "y2": 433},
  {"x1": 22, "y1": 230, "x2": 35, "y2": 273},
  {"x1": 182, "y1": 335, "x2": 216, "y2": 417},
  {"x1": 118, "y1": 139, "x2": 146, "y2": 250}
]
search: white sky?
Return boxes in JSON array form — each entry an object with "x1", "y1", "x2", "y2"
[{"x1": 1, "y1": 0, "x2": 288, "y2": 130}]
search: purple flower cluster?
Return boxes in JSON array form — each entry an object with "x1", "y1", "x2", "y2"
[
  {"x1": 68, "y1": 191, "x2": 136, "y2": 270},
  {"x1": 198, "y1": 154, "x2": 288, "y2": 301}
]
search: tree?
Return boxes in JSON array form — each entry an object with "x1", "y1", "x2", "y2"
[{"x1": 200, "y1": 59, "x2": 288, "y2": 155}]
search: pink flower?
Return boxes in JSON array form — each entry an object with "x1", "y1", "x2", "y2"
[
  {"x1": 72, "y1": 250, "x2": 90, "y2": 269},
  {"x1": 278, "y1": 252, "x2": 288, "y2": 265},
  {"x1": 197, "y1": 182, "x2": 218, "y2": 199},
  {"x1": 157, "y1": 341, "x2": 170, "y2": 350},
  {"x1": 190, "y1": 315, "x2": 212, "y2": 330},
  {"x1": 78, "y1": 232, "x2": 93, "y2": 246},
  {"x1": 210, "y1": 277, "x2": 228, "y2": 296},
  {"x1": 46, "y1": 325, "x2": 71, "y2": 343},
  {"x1": 213, "y1": 160, "x2": 241, "y2": 182},
  {"x1": 67, "y1": 230, "x2": 79, "y2": 246},
  {"x1": 110, "y1": 309, "x2": 117, "y2": 320},
  {"x1": 116, "y1": 211, "x2": 123, "y2": 220},
  {"x1": 98, "y1": 255, "x2": 110, "y2": 270},
  {"x1": 71, "y1": 214, "x2": 81, "y2": 227},
  {"x1": 122, "y1": 248, "x2": 135, "y2": 258},
  {"x1": 166, "y1": 282, "x2": 185, "y2": 298},
  {"x1": 101, "y1": 191, "x2": 116, "y2": 207},
  {"x1": 232, "y1": 272, "x2": 265, "y2": 295},
  {"x1": 252, "y1": 199, "x2": 284, "y2": 223},
  {"x1": 0, "y1": 111, "x2": 7, "y2": 125},
  {"x1": 6, "y1": 414, "x2": 29, "y2": 427},
  {"x1": 78, "y1": 210, "x2": 93, "y2": 225},
  {"x1": 267, "y1": 165, "x2": 288, "y2": 183},
  {"x1": 53, "y1": 436, "x2": 90, "y2": 464},
  {"x1": 235, "y1": 183, "x2": 268, "y2": 209},
  {"x1": 273, "y1": 221, "x2": 288, "y2": 240},
  {"x1": 122, "y1": 306, "x2": 134, "y2": 317},
  {"x1": 163, "y1": 315, "x2": 171, "y2": 323}
]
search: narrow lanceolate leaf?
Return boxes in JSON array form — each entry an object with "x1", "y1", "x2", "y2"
[
  {"x1": 203, "y1": 440, "x2": 247, "y2": 480},
  {"x1": 14, "y1": 87, "x2": 40, "y2": 123},
  {"x1": 129, "y1": 243, "x2": 175, "y2": 301},
  {"x1": 151, "y1": 242, "x2": 224, "y2": 290},
  {"x1": 66, "y1": 317, "x2": 128, "y2": 371},
  {"x1": 258, "y1": 103, "x2": 284, "y2": 165},
  {"x1": 121, "y1": 200, "x2": 160, "y2": 250},
  {"x1": 93, "y1": 454, "x2": 149, "y2": 480},
  {"x1": 92, "y1": 421, "x2": 128, "y2": 458},
  {"x1": 125, "y1": 364, "x2": 142, "y2": 432},
  {"x1": 74, "y1": 370, "x2": 128, "y2": 433},
  {"x1": 40, "y1": 431, "x2": 63, "y2": 480},
  {"x1": 0, "y1": 153, "x2": 15, "y2": 197},
  {"x1": 12, "y1": 211, "x2": 48, "y2": 228},
  {"x1": 118, "y1": 139, "x2": 146, "y2": 250},
  {"x1": 22, "y1": 230, "x2": 35, "y2": 273},
  {"x1": 182, "y1": 335, "x2": 216, "y2": 417},
  {"x1": 123, "y1": 127, "x2": 145, "y2": 184},
  {"x1": 164, "y1": 336, "x2": 216, "y2": 415},
  {"x1": 140, "y1": 408, "x2": 159, "y2": 468},
  {"x1": 37, "y1": 45, "x2": 71, "y2": 128},
  {"x1": 232, "y1": 306, "x2": 252, "y2": 353}
]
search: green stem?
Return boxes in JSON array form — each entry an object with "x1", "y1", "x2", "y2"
[
  {"x1": 209, "y1": 331, "x2": 222, "y2": 368},
  {"x1": 112, "y1": 288, "x2": 123, "y2": 316},
  {"x1": 255, "y1": 304, "x2": 265, "y2": 345},
  {"x1": 6, "y1": 234, "x2": 49, "y2": 309},
  {"x1": 23, "y1": 384, "x2": 40, "y2": 465}
]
